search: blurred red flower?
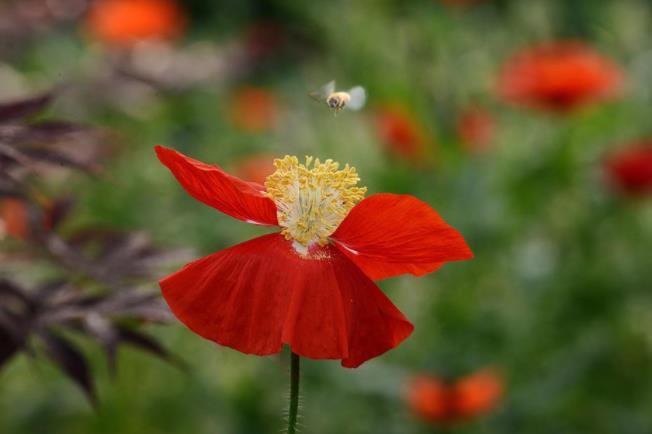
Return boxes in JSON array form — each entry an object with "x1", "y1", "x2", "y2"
[
  {"x1": 375, "y1": 105, "x2": 430, "y2": 162},
  {"x1": 604, "y1": 143, "x2": 652, "y2": 196},
  {"x1": 497, "y1": 42, "x2": 623, "y2": 112},
  {"x1": 457, "y1": 105, "x2": 495, "y2": 153},
  {"x1": 407, "y1": 369, "x2": 504, "y2": 425},
  {"x1": 155, "y1": 146, "x2": 472, "y2": 367},
  {"x1": 408, "y1": 376, "x2": 450, "y2": 421},
  {"x1": 232, "y1": 153, "x2": 277, "y2": 185},
  {"x1": 229, "y1": 87, "x2": 280, "y2": 133},
  {"x1": 453, "y1": 369, "x2": 504, "y2": 418},
  {"x1": 0, "y1": 198, "x2": 28, "y2": 240},
  {"x1": 86, "y1": 0, "x2": 186, "y2": 47}
]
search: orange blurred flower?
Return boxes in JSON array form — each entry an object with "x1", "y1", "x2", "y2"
[
  {"x1": 453, "y1": 369, "x2": 504, "y2": 419},
  {"x1": 232, "y1": 153, "x2": 277, "y2": 185},
  {"x1": 497, "y1": 42, "x2": 623, "y2": 112},
  {"x1": 604, "y1": 142, "x2": 652, "y2": 196},
  {"x1": 375, "y1": 105, "x2": 430, "y2": 162},
  {"x1": 406, "y1": 368, "x2": 504, "y2": 425},
  {"x1": 407, "y1": 375, "x2": 450, "y2": 422},
  {"x1": 86, "y1": 0, "x2": 186, "y2": 47},
  {"x1": 0, "y1": 198, "x2": 29, "y2": 240},
  {"x1": 457, "y1": 105, "x2": 495, "y2": 153},
  {"x1": 229, "y1": 87, "x2": 280, "y2": 133}
]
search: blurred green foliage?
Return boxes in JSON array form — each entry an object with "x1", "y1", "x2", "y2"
[{"x1": 2, "y1": 0, "x2": 652, "y2": 433}]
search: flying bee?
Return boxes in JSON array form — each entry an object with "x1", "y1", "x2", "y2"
[{"x1": 309, "y1": 80, "x2": 367, "y2": 113}]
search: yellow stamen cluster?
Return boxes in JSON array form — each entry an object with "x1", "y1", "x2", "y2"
[{"x1": 265, "y1": 155, "x2": 366, "y2": 254}]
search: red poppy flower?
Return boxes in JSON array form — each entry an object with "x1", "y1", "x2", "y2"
[
  {"x1": 497, "y1": 42, "x2": 623, "y2": 112},
  {"x1": 604, "y1": 142, "x2": 652, "y2": 196},
  {"x1": 457, "y1": 106, "x2": 495, "y2": 154},
  {"x1": 86, "y1": 0, "x2": 186, "y2": 47},
  {"x1": 375, "y1": 106, "x2": 430, "y2": 162},
  {"x1": 155, "y1": 146, "x2": 472, "y2": 367},
  {"x1": 229, "y1": 87, "x2": 280, "y2": 133},
  {"x1": 407, "y1": 369, "x2": 503, "y2": 424}
]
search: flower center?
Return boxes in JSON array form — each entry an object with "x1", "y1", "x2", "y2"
[{"x1": 265, "y1": 155, "x2": 366, "y2": 255}]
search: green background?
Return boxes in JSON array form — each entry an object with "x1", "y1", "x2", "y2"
[{"x1": 2, "y1": 0, "x2": 652, "y2": 433}]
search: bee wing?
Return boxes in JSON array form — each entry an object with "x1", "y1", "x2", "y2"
[
  {"x1": 323, "y1": 80, "x2": 336, "y2": 95},
  {"x1": 345, "y1": 86, "x2": 366, "y2": 111},
  {"x1": 309, "y1": 80, "x2": 336, "y2": 102}
]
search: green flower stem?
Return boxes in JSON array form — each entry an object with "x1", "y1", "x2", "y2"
[{"x1": 287, "y1": 352, "x2": 300, "y2": 434}]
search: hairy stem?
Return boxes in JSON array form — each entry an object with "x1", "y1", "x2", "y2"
[{"x1": 287, "y1": 352, "x2": 300, "y2": 434}]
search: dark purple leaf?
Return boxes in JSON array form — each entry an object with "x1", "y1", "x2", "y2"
[
  {"x1": 42, "y1": 234, "x2": 96, "y2": 276},
  {"x1": 0, "y1": 123, "x2": 89, "y2": 146},
  {"x1": 116, "y1": 326, "x2": 184, "y2": 370},
  {"x1": 82, "y1": 315, "x2": 120, "y2": 377},
  {"x1": 0, "y1": 93, "x2": 52, "y2": 122},
  {"x1": 47, "y1": 197, "x2": 73, "y2": 230},
  {"x1": 64, "y1": 294, "x2": 108, "y2": 309},
  {"x1": 0, "y1": 281, "x2": 30, "y2": 370},
  {"x1": 36, "y1": 280, "x2": 71, "y2": 301},
  {"x1": 40, "y1": 332, "x2": 97, "y2": 406},
  {"x1": 21, "y1": 148, "x2": 99, "y2": 173},
  {"x1": 96, "y1": 292, "x2": 172, "y2": 323},
  {"x1": 25, "y1": 122, "x2": 91, "y2": 138},
  {"x1": 0, "y1": 325, "x2": 22, "y2": 368},
  {"x1": 0, "y1": 279, "x2": 33, "y2": 310},
  {"x1": 0, "y1": 142, "x2": 35, "y2": 168},
  {"x1": 0, "y1": 282, "x2": 32, "y2": 371}
]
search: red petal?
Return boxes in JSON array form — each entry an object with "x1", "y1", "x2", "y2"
[
  {"x1": 282, "y1": 240, "x2": 414, "y2": 367},
  {"x1": 330, "y1": 250, "x2": 414, "y2": 368},
  {"x1": 332, "y1": 193, "x2": 473, "y2": 281},
  {"x1": 160, "y1": 234, "x2": 291, "y2": 356},
  {"x1": 155, "y1": 145, "x2": 278, "y2": 225},
  {"x1": 160, "y1": 233, "x2": 413, "y2": 367},
  {"x1": 335, "y1": 253, "x2": 445, "y2": 281}
]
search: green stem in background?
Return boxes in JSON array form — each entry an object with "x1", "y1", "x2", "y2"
[{"x1": 287, "y1": 352, "x2": 300, "y2": 434}]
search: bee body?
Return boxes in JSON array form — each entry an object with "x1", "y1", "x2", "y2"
[
  {"x1": 326, "y1": 92, "x2": 351, "y2": 111},
  {"x1": 310, "y1": 81, "x2": 366, "y2": 113}
]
